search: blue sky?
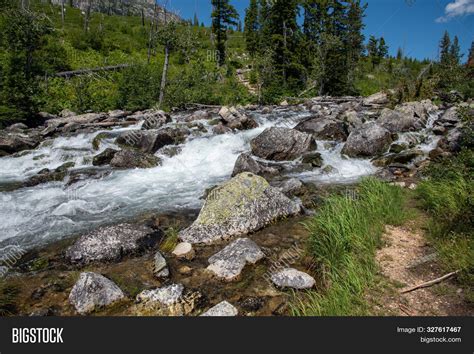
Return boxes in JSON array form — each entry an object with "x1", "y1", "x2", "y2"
[{"x1": 164, "y1": 0, "x2": 474, "y2": 60}]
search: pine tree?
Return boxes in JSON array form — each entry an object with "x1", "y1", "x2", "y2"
[
  {"x1": 367, "y1": 35, "x2": 379, "y2": 67},
  {"x1": 468, "y1": 41, "x2": 474, "y2": 67},
  {"x1": 396, "y1": 47, "x2": 403, "y2": 60},
  {"x1": 449, "y1": 35, "x2": 462, "y2": 65},
  {"x1": 439, "y1": 31, "x2": 451, "y2": 65},
  {"x1": 346, "y1": 0, "x2": 367, "y2": 66},
  {"x1": 244, "y1": 0, "x2": 259, "y2": 57},
  {"x1": 193, "y1": 12, "x2": 199, "y2": 27},
  {"x1": 211, "y1": 0, "x2": 239, "y2": 66},
  {"x1": 378, "y1": 37, "x2": 388, "y2": 59}
]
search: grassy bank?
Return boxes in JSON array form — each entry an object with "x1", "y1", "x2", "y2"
[
  {"x1": 416, "y1": 149, "x2": 474, "y2": 303},
  {"x1": 291, "y1": 178, "x2": 408, "y2": 316}
]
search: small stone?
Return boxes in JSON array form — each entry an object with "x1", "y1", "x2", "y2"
[
  {"x1": 178, "y1": 266, "x2": 193, "y2": 275},
  {"x1": 207, "y1": 238, "x2": 265, "y2": 281},
  {"x1": 136, "y1": 284, "x2": 184, "y2": 306},
  {"x1": 69, "y1": 272, "x2": 125, "y2": 315},
  {"x1": 172, "y1": 242, "x2": 195, "y2": 260},
  {"x1": 271, "y1": 268, "x2": 315, "y2": 289},
  {"x1": 155, "y1": 267, "x2": 170, "y2": 278},
  {"x1": 153, "y1": 251, "x2": 167, "y2": 273},
  {"x1": 201, "y1": 301, "x2": 238, "y2": 317}
]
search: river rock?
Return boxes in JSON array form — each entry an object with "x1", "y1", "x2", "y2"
[
  {"x1": 363, "y1": 92, "x2": 389, "y2": 106},
  {"x1": 201, "y1": 301, "x2": 238, "y2": 317},
  {"x1": 172, "y1": 242, "x2": 195, "y2": 260},
  {"x1": 278, "y1": 178, "x2": 304, "y2": 196},
  {"x1": 110, "y1": 150, "x2": 160, "y2": 169},
  {"x1": 378, "y1": 109, "x2": 419, "y2": 133},
  {"x1": 342, "y1": 122, "x2": 393, "y2": 157},
  {"x1": 140, "y1": 110, "x2": 171, "y2": 129},
  {"x1": 436, "y1": 107, "x2": 460, "y2": 127},
  {"x1": 295, "y1": 116, "x2": 348, "y2": 142},
  {"x1": 23, "y1": 162, "x2": 75, "y2": 187},
  {"x1": 437, "y1": 128, "x2": 462, "y2": 152},
  {"x1": 69, "y1": 272, "x2": 125, "y2": 315},
  {"x1": 251, "y1": 127, "x2": 313, "y2": 161},
  {"x1": 179, "y1": 173, "x2": 301, "y2": 244},
  {"x1": 92, "y1": 148, "x2": 119, "y2": 166},
  {"x1": 0, "y1": 132, "x2": 40, "y2": 155},
  {"x1": 301, "y1": 152, "x2": 323, "y2": 167},
  {"x1": 136, "y1": 284, "x2": 184, "y2": 306},
  {"x1": 207, "y1": 238, "x2": 265, "y2": 281},
  {"x1": 270, "y1": 268, "x2": 315, "y2": 289},
  {"x1": 116, "y1": 130, "x2": 176, "y2": 154},
  {"x1": 66, "y1": 223, "x2": 160, "y2": 265},
  {"x1": 232, "y1": 153, "x2": 279, "y2": 177},
  {"x1": 372, "y1": 149, "x2": 423, "y2": 167},
  {"x1": 153, "y1": 251, "x2": 168, "y2": 278},
  {"x1": 6, "y1": 123, "x2": 28, "y2": 131},
  {"x1": 218, "y1": 106, "x2": 258, "y2": 130}
]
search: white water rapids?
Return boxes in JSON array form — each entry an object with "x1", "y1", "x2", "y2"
[{"x1": 0, "y1": 108, "x2": 439, "y2": 249}]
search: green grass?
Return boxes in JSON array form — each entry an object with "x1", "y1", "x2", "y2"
[
  {"x1": 415, "y1": 150, "x2": 473, "y2": 300},
  {"x1": 291, "y1": 178, "x2": 408, "y2": 316},
  {"x1": 0, "y1": 280, "x2": 20, "y2": 316},
  {"x1": 159, "y1": 225, "x2": 180, "y2": 253}
]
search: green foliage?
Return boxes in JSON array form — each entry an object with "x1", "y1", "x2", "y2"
[
  {"x1": 292, "y1": 178, "x2": 407, "y2": 316},
  {"x1": 211, "y1": 0, "x2": 239, "y2": 66}
]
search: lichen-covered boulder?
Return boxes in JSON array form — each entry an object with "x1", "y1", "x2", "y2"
[
  {"x1": 207, "y1": 238, "x2": 265, "y2": 281},
  {"x1": 250, "y1": 127, "x2": 313, "y2": 161},
  {"x1": 66, "y1": 223, "x2": 160, "y2": 265},
  {"x1": 179, "y1": 173, "x2": 301, "y2": 244},
  {"x1": 69, "y1": 272, "x2": 125, "y2": 315},
  {"x1": 342, "y1": 122, "x2": 393, "y2": 158}
]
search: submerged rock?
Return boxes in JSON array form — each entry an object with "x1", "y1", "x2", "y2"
[
  {"x1": 110, "y1": 150, "x2": 160, "y2": 169},
  {"x1": 23, "y1": 162, "x2": 75, "y2": 187},
  {"x1": 69, "y1": 272, "x2": 125, "y2": 315},
  {"x1": 342, "y1": 122, "x2": 393, "y2": 158},
  {"x1": 153, "y1": 251, "x2": 169, "y2": 278},
  {"x1": 179, "y1": 173, "x2": 301, "y2": 244},
  {"x1": 251, "y1": 127, "x2": 313, "y2": 161},
  {"x1": 201, "y1": 301, "x2": 238, "y2": 317},
  {"x1": 270, "y1": 268, "x2": 315, "y2": 289},
  {"x1": 207, "y1": 238, "x2": 265, "y2": 281},
  {"x1": 301, "y1": 152, "x2": 323, "y2": 167},
  {"x1": 66, "y1": 223, "x2": 160, "y2": 265}
]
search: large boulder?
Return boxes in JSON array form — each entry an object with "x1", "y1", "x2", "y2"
[
  {"x1": 378, "y1": 109, "x2": 419, "y2": 133},
  {"x1": 219, "y1": 106, "x2": 258, "y2": 131},
  {"x1": 207, "y1": 238, "x2": 265, "y2": 281},
  {"x1": 0, "y1": 132, "x2": 40, "y2": 155},
  {"x1": 109, "y1": 150, "x2": 160, "y2": 169},
  {"x1": 140, "y1": 110, "x2": 172, "y2": 129},
  {"x1": 116, "y1": 127, "x2": 186, "y2": 154},
  {"x1": 231, "y1": 153, "x2": 279, "y2": 177},
  {"x1": 342, "y1": 122, "x2": 393, "y2": 157},
  {"x1": 69, "y1": 272, "x2": 125, "y2": 315},
  {"x1": 295, "y1": 116, "x2": 348, "y2": 142},
  {"x1": 66, "y1": 223, "x2": 160, "y2": 265},
  {"x1": 179, "y1": 173, "x2": 301, "y2": 244},
  {"x1": 92, "y1": 148, "x2": 119, "y2": 166},
  {"x1": 435, "y1": 107, "x2": 460, "y2": 127},
  {"x1": 250, "y1": 127, "x2": 314, "y2": 161}
]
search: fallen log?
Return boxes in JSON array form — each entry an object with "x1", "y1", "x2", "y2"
[
  {"x1": 400, "y1": 270, "x2": 461, "y2": 294},
  {"x1": 54, "y1": 64, "x2": 131, "y2": 78}
]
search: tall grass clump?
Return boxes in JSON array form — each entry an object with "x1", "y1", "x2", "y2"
[{"x1": 291, "y1": 178, "x2": 407, "y2": 316}]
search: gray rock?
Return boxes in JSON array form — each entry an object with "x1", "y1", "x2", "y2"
[
  {"x1": 251, "y1": 127, "x2": 313, "y2": 161},
  {"x1": 437, "y1": 128, "x2": 462, "y2": 152},
  {"x1": 92, "y1": 148, "x2": 119, "y2": 166},
  {"x1": 436, "y1": 107, "x2": 460, "y2": 126},
  {"x1": 270, "y1": 268, "x2": 315, "y2": 289},
  {"x1": 0, "y1": 132, "x2": 40, "y2": 155},
  {"x1": 278, "y1": 178, "x2": 303, "y2": 196},
  {"x1": 153, "y1": 251, "x2": 167, "y2": 275},
  {"x1": 110, "y1": 150, "x2": 160, "y2": 169},
  {"x1": 179, "y1": 173, "x2": 301, "y2": 244},
  {"x1": 295, "y1": 116, "x2": 348, "y2": 142},
  {"x1": 136, "y1": 284, "x2": 184, "y2": 306},
  {"x1": 66, "y1": 223, "x2": 160, "y2": 265},
  {"x1": 207, "y1": 238, "x2": 265, "y2": 281},
  {"x1": 301, "y1": 152, "x2": 323, "y2": 167},
  {"x1": 69, "y1": 272, "x2": 125, "y2": 315},
  {"x1": 0, "y1": 265, "x2": 9, "y2": 278},
  {"x1": 140, "y1": 110, "x2": 171, "y2": 129},
  {"x1": 342, "y1": 122, "x2": 393, "y2": 157},
  {"x1": 6, "y1": 123, "x2": 28, "y2": 131},
  {"x1": 378, "y1": 109, "x2": 418, "y2": 133},
  {"x1": 363, "y1": 92, "x2": 389, "y2": 106},
  {"x1": 186, "y1": 110, "x2": 211, "y2": 122},
  {"x1": 232, "y1": 153, "x2": 279, "y2": 177},
  {"x1": 201, "y1": 301, "x2": 238, "y2": 317},
  {"x1": 218, "y1": 106, "x2": 258, "y2": 131}
]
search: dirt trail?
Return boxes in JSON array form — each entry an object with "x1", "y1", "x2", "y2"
[
  {"x1": 374, "y1": 225, "x2": 471, "y2": 316},
  {"x1": 236, "y1": 68, "x2": 258, "y2": 95}
]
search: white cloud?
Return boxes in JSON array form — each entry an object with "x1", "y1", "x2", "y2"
[{"x1": 436, "y1": 0, "x2": 474, "y2": 23}]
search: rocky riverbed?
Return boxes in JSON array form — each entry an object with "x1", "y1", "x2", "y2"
[{"x1": 0, "y1": 93, "x2": 471, "y2": 316}]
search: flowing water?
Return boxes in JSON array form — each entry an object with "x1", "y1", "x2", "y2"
[{"x1": 0, "y1": 107, "x2": 439, "y2": 249}]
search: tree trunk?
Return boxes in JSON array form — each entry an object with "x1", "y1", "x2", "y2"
[
  {"x1": 158, "y1": 45, "x2": 170, "y2": 109},
  {"x1": 61, "y1": 0, "x2": 65, "y2": 27},
  {"x1": 84, "y1": 1, "x2": 91, "y2": 33}
]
